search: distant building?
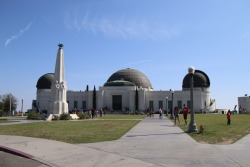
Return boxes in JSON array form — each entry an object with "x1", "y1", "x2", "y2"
[
  {"x1": 238, "y1": 96, "x2": 250, "y2": 114},
  {"x1": 34, "y1": 68, "x2": 216, "y2": 113}
]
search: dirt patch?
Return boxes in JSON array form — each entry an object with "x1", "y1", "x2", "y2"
[
  {"x1": 98, "y1": 123, "x2": 113, "y2": 126},
  {"x1": 217, "y1": 138, "x2": 235, "y2": 145}
]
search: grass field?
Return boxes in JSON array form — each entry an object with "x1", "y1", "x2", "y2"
[
  {"x1": 0, "y1": 119, "x2": 9, "y2": 123},
  {"x1": 172, "y1": 114, "x2": 250, "y2": 144},
  {"x1": 0, "y1": 118, "x2": 141, "y2": 144},
  {"x1": 99, "y1": 114, "x2": 146, "y2": 119},
  {"x1": 0, "y1": 114, "x2": 250, "y2": 144}
]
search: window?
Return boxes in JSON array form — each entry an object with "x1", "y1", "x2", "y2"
[
  {"x1": 168, "y1": 100, "x2": 172, "y2": 110},
  {"x1": 178, "y1": 100, "x2": 182, "y2": 109},
  {"x1": 82, "y1": 101, "x2": 86, "y2": 109},
  {"x1": 149, "y1": 101, "x2": 154, "y2": 109},
  {"x1": 159, "y1": 100, "x2": 163, "y2": 109},
  {"x1": 74, "y1": 101, "x2": 78, "y2": 109},
  {"x1": 187, "y1": 100, "x2": 191, "y2": 108}
]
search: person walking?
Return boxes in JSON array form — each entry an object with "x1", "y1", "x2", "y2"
[
  {"x1": 159, "y1": 108, "x2": 163, "y2": 119},
  {"x1": 227, "y1": 110, "x2": 231, "y2": 125},
  {"x1": 174, "y1": 106, "x2": 180, "y2": 125},
  {"x1": 183, "y1": 104, "x2": 189, "y2": 126}
]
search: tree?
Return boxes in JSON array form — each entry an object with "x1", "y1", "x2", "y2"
[
  {"x1": 0, "y1": 101, "x2": 3, "y2": 111},
  {"x1": 0, "y1": 100, "x2": 4, "y2": 116},
  {"x1": 0, "y1": 94, "x2": 18, "y2": 116},
  {"x1": 93, "y1": 85, "x2": 96, "y2": 109},
  {"x1": 86, "y1": 85, "x2": 89, "y2": 91},
  {"x1": 135, "y1": 88, "x2": 139, "y2": 111}
]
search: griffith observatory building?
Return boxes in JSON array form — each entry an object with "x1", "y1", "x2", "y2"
[{"x1": 33, "y1": 44, "x2": 216, "y2": 114}]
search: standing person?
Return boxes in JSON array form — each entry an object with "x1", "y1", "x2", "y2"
[
  {"x1": 100, "y1": 108, "x2": 103, "y2": 117},
  {"x1": 174, "y1": 106, "x2": 180, "y2": 125},
  {"x1": 151, "y1": 108, "x2": 155, "y2": 118},
  {"x1": 149, "y1": 107, "x2": 152, "y2": 118},
  {"x1": 227, "y1": 110, "x2": 231, "y2": 125},
  {"x1": 88, "y1": 109, "x2": 92, "y2": 119},
  {"x1": 91, "y1": 108, "x2": 95, "y2": 119},
  {"x1": 159, "y1": 108, "x2": 162, "y2": 119},
  {"x1": 183, "y1": 104, "x2": 189, "y2": 126}
]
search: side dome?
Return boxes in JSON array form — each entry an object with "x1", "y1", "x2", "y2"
[
  {"x1": 36, "y1": 73, "x2": 54, "y2": 89},
  {"x1": 182, "y1": 70, "x2": 210, "y2": 88},
  {"x1": 104, "y1": 68, "x2": 153, "y2": 88}
]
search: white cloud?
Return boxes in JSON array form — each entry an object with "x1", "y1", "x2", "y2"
[
  {"x1": 64, "y1": 13, "x2": 179, "y2": 40},
  {"x1": 5, "y1": 22, "x2": 32, "y2": 48},
  {"x1": 124, "y1": 60, "x2": 154, "y2": 66}
]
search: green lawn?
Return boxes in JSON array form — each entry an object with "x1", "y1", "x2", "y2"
[
  {"x1": 1, "y1": 114, "x2": 250, "y2": 145},
  {"x1": 173, "y1": 114, "x2": 250, "y2": 144},
  {"x1": 0, "y1": 119, "x2": 9, "y2": 123},
  {"x1": 0, "y1": 119, "x2": 141, "y2": 144},
  {"x1": 99, "y1": 114, "x2": 146, "y2": 119}
]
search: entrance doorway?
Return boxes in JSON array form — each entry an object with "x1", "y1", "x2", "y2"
[{"x1": 112, "y1": 95, "x2": 122, "y2": 110}]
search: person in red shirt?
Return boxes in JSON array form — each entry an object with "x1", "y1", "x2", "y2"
[
  {"x1": 227, "y1": 110, "x2": 231, "y2": 125},
  {"x1": 183, "y1": 104, "x2": 189, "y2": 126}
]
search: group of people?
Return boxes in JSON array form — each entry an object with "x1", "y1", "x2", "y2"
[
  {"x1": 174, "y1": 106, "x2": 232, "y2": 126},
  {"x1": 147, "y1": 107, "x2": 155, "y2": 118},
  {"x1": 88, "y1": 108, "x2": 106, "y2": 119},
  {"x1": 173, "y1": 104, "x2": 189, "y2": 126},
  {"x1": 148, "y1": 105, "x2": 190, "y2": 124}
]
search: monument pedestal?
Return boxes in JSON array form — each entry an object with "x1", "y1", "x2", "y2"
[
  {"x1": 52, "y1": 101, "x2": 68, "y2": 115},
  {"x1": 45, "y1": 114, "x2": 79, "y2": 121}
]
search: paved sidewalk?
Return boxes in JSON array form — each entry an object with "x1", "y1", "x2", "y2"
[{"x1": 0, "y1": 116, "x2": 249, "y2": 166}]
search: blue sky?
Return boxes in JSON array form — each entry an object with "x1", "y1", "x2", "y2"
[{"x1": 1, "y1": 0, "x2": 250, "y2": 112}]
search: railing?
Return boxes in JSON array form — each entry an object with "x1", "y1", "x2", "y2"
[{"x1": 202, "y1": 99, "x2": 216, "y2": 113}]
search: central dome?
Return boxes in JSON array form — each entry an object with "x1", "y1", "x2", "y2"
[{"x1": 104, "y1": 68, "x2": 153, "y2": 89}]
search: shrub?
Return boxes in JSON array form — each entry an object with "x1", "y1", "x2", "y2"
[
  {"x1": 0, "y1": 110, "x2": 4, "y2": 117},
  {"x1": 27, "y1": 112, "x2": 41, "y2": 120},
  {"x1": 129, "y1": 111, "x2": 135, "y2": 115},
  {"x1": 77, "y1": 113, "x2": 90, "y2": 119},
  {"x1": 52, "y1": 115, "x2": 59, "y2": 120},
  {"x1": 60, "y1": 113, "x2": 72, "y2": 120}
]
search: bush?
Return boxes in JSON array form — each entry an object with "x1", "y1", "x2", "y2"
[
  {"x1": 27, "y1": 112, "x2": 41, "y2": 120},
  {"x1": 77, "y1": 113, "x2": 90, "y2": 119},
  {"x1": 60, "y1": 113, "x2": 72, "y2": 120},
  {"x1": 52, "y1": 115, "x2": 59, "y2": 121},
  {"x1": 0, "y1": 110, "x2": 4, "y2": 117}
]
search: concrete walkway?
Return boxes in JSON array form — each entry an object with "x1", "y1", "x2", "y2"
[{"x1": 0, "y1": 116, "x2": 249, "y2": 167}]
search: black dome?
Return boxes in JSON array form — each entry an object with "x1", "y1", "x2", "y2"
[
  {"x1": 182, "y1": 70, "x2": 210, "y2": 88},
  {"x1": 36, "y1": 73, "x2": 54, "y2": 89},
  {"x1": 104, "y1": 68, "x2": 153, "y2": 88}
]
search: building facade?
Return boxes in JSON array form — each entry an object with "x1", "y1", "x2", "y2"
[
  {"x1": 238, "y1": 96, "x2": 250, "y2": 114},
  {"x1": 34, "y1": 68, "x2": 216, "y2": 114}
]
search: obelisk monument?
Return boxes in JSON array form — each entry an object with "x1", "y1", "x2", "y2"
[{"x1": 50, "y1": 43, "x2": 68, "y2": 115}]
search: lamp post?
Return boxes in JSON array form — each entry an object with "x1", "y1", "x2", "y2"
[
  {"x1": 9, "y1": 94, "x2": 12, "y2": 116},
  {"x1": 188, "y1": 66, "x2": 198, "y2": 132},
  {"x1": 166, "y1": 96, "x2": 168, "y2": 116},
  {"x1": 170, "y1": 90, "x2": 174, "y2": 119},
  {"x1": 102, "y1": 90, "x2": 104, "y2": 105},
  {"x1": 21, "y1": 99, "x2": 23, "y2": 116}
]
